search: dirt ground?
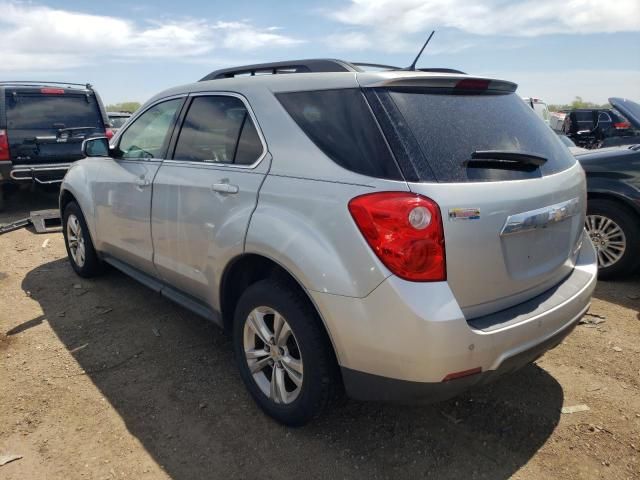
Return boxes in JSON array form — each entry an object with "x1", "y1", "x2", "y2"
[{"x1": 1, "y1": 188, "x2": 639, "y2": 480}]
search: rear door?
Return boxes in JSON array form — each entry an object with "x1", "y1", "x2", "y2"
[
  {"x1": 5, "y1": 88, "x2": 105, "y2": 165},
  {"x1": 151, "y1": 93, "x2": 268, "y2": 306},
  {"x1": 366, "y1": 85, "x2": 585, "y2": 318},
  {"x1": 93, "y1": 97, "x2": 184, "y2": 275}
]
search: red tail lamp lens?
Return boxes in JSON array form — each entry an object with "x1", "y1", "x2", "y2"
[
  {"x1": 0, "y1": 129, "x2": 10, "y2": 162},
  {"x1": 348, "y1": 192, "x2": 446, "y2": 282}
]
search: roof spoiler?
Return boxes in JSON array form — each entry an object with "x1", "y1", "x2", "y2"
[{"x1": 361, "y1": 75, "x2": 517, "y2": 93}]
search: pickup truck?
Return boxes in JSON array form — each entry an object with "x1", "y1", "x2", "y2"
[{"x1": 0, "y1": 82, "x2": 110, "y2": 209}]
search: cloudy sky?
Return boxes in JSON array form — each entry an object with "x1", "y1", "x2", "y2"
[{"x1": 3, "y1": 0, "x2": 639, "y2": 105}]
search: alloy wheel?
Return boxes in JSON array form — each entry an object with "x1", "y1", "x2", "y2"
[
  {"x1": 243, "y1": 306, "x2": 304, "y2": 404},
  {"x1": 66, "y1": 214, "x2": 86, "y2": 268},
  {"x1": 586, "y1": 214, "x2": 626, "y2": 268}
]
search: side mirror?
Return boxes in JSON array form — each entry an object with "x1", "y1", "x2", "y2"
[{"x1": 82, "y1": 136, "x2": 110, "y2": 157}]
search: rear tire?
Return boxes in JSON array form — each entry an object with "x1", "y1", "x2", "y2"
[
  {"x1": 586, "y1": 198, "x2": 640, "y2": 279},
  {"x1": 62, "y1": 201, "x2": 103, "y2": 277},
  {"x1": 233, "y1": 278, "x2": 340, "y2": 426}
]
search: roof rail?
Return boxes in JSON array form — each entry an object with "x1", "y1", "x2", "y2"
[
  {"x1": 200, "y1": 59, "x2": 359, "y2": 81},
  {"x1": 199, "y1": 59, "x2": 468, "y2": 82},
  {"x1": 0, "y1": 81, "x2": 93, "y2": 90}
]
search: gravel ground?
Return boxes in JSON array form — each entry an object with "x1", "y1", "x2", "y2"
[{"x1": 1, "y1": 188, "x2": 639, "y2": 480}]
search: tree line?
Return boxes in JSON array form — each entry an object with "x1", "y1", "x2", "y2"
[{"x1": 548, "y1": 96, "x2": 610, "y2": 113}]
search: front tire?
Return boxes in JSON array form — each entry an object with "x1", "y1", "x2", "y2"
[
  {"x1": 233, "y1": 279, "x2": 339, "y2": 426},
  {"x1": 586, "y1": 199, "x2": 640, "y2": 279},
  {"x1": 62, "y1": 201, "x2": 103, "y2": 277}
]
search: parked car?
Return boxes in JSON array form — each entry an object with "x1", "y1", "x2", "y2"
[
  {"x1": 561, "y1": 102, "x2": 636, "y2": 149},
  {"x1": 522, "y1": 97, "x2": 550, "y2": 125},
  {"x1": 61, "y1": 59, "x2": 597, "y2": 426},
  {"x1": 599, "y1": 97, "x2": 640, "y2": 147},
  {"x1": 575, "y1": 99, "x2": 640, "y2": 277},
  {"x1": 107, "y1": 111, "x2": 132, "y2": 135},
  {"x1": 0, "y1": 81, "x2": 109, "y2": 209}
]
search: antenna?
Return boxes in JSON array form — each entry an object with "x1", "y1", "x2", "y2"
[{"x1": 405, "y1": 30, "x2": 435, "y2": 71}]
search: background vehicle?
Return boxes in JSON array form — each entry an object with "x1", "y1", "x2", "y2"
[
  {"x1": 560, "y1": 102, "x2": 636, "y2": 149},
  {"x1": 600, "y1": 97, "x2": 640, "y2": 147},
  {"x1": 522, "y1": 97, "x2": 550, "y2": 125},
  {"x1": 0, "y1": 81, "x2": 109, "y2": 209},
  {"x1": 107, "y1": 111, "x2": 132, "y2": 135},
  {"x1": 576, "y1": 143, "x2": 640, "y2": 278},
  {"x1": 61, "y1": 59, "x2": 597, "y2": 425}
]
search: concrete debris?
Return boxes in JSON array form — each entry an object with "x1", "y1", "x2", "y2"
[
  {"x1": 561, "y1": 404, "x2": 590, "y2": 414},
  {"x1": 0, "y1": 454, "x2": 23, "y2": 466}
]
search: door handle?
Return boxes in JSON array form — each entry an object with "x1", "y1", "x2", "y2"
[
  {"x1": 211, "y1": 183, "x2": 239, "y2": 194},
  {"x1": 136, "y1": 178, "x2": 151, "y2": 188}
]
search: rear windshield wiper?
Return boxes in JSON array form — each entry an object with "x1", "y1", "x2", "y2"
[{"x1": 464, "y1": 150, "x2": 548, "y2": 171}]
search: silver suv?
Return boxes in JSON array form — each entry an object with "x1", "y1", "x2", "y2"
[{"x1": 60, "y1": 59, "x2": 598, "y2": 426}]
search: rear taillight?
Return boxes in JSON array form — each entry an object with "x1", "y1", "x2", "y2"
[
  {"x1": 0, "y1": 129, "x2": 10, "y2": 162},
  {"x1": 614, "y1": 122, "x2": 631, "y2": 129},
  {"x1": 455, "y1": 79, "x2": 490, "y2": 91},
  {"x1": 105, "y1": 128, "x2": 114, "y2": 140},
  {"x1": 40, "y1": 88, "x2": 65, "y2": 94},
  {"x1": 348, "y1": 192, "x2": 446, "y2": 282}
]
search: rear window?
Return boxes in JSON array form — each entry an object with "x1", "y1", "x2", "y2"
[
  {"x1": 276, "y1": 89, "x2": 402, "y2": 180},
  {"x1": 368, "y1": 89, "x2": 576, "y2": 183},
  {"x1": 6, "y1": 93, "x2": 103, "y2": 130}
]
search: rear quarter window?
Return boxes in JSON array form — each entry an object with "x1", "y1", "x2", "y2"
[
  {"x1": 276, "y1": 89, "x2": 402, "y2": 180},
  {"x1": 6, "y1": 93, "x2": 103, "y2": 130},
  {"x1": 368, "y1": 89, "x2": 577, "y2": 183}
]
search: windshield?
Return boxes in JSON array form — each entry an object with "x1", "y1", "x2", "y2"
[
  {"x1": 369, "y1": 89, "x2": 576, "y2": 182},
  {"x1": 6, "y1": 93, "x2": 103, "y2": 130}
]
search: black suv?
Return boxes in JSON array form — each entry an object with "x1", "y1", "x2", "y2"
[
  {"x1": 560, "y1": 104, "x2": 635, "y2": 149},
  {"x1": 0, "y1": 81, "x2": 109, "y2": 207}
]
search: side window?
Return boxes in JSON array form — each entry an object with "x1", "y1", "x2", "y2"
[
  {"x1": 276, "y1": 89, "x2": 402, "y2": 180},
  {"x1": 173, "y1": 96, "x2": 263, "y2": 165},
  {"x1": 118, "y1": 99, "x2": 182, "y2": 159}
]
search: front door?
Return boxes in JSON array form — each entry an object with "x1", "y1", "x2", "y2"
[
  {"x1": 151, "y1": 93, "x2": 269, "y2": 307},
  {"x1": 94, "y1": 97, "x2": 184, "y2": 275}
]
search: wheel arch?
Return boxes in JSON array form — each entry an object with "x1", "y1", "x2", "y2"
[
  {"x1": 59, "y1": 186, "x2": 99, "y2": 251},
  {"x1": 219, "y1": 253, "x2": 343, "y2": 366},
  {"x1": 587, "y1": 191, "x2": 640, "y2": 219}
]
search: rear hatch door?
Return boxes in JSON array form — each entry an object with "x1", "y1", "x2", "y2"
[
  {"x1": 609, "y1": 97, "x2": 640, "y2": 130},
  {"x1": 363, "y1": 77, "x2": 586, "y2": 318},
  {"x1": 5, "y1": 88, "x2": 105, "y2": 165}
]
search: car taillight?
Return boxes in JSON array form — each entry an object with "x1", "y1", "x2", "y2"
[
  {"x1": 613, "y1": 122, "x2": 631, "y2": 129},
  {"x1": 0, "y1": 129, "x2": 10, "y2": 162},
  {"x1": 455, "y1": 79, "x2": 489, "y2": 91},
  {"x1": 348, "y1": 192, "x2": 446, "y2": 282},
  {"x1": 40, "y1": 88, "x2": 65, "y2": 94},
  {"x1": 105, "y1": 128, "x2": 114, "y2": 139}
]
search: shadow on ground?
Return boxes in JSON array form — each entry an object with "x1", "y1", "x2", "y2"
[
  {"x1": 592, "y1": 273, "x2": 640, "y2": 314},
  {"x1": 19, "y1": 258, "x2": 564, "y2": 479},
  {"x1": 0, "y1": 185, "x2": 59, "y2": 226}
]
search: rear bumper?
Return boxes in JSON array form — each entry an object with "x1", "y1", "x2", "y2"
[
  {"x1": 6, "y1": 163, "x2": 71, "y2": 184},
  {"x1": 310, "y1": 230, "x2": 597, "y2": 402},
  {"x1": 341, "y1": 316, "x2": 578, "y2": 403}
]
